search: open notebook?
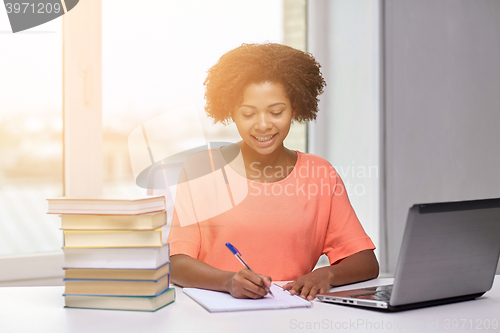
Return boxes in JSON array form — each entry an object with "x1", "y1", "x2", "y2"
[{"x1": 183, "y1": 283, "x2": 311, "y2": 312}]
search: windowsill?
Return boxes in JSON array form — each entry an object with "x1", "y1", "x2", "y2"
[{"x1": 0, "y1": 251, "x2": 63, "y2": 285}]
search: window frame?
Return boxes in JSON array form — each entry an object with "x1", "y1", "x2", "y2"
[
  {"x1": 0, "y1": 0, "x2": 102, "y2": 286},
  {"x1": 0, "y1": 0, "x2": 313, "y2": 285}
]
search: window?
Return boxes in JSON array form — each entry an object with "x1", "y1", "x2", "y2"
[
  {"x1": 0, "y1": 12, "x2": 63, "y2": 257},
  {"x1": 102, "y1": 0, "x2": 307, "y2": 195},
  {"x1": 0, "y1": 0, "x2": 307, "y2": 284}
]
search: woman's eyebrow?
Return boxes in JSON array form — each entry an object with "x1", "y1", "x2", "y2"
[
  {"x1": 239, "y1": 102, "x2": 286, "y2": 109},
  {"x1": 267, "y1": 102, "x2": 286, "y2": 108},
  {"x1": 239, "y1": 104, "x2": 257, "y2": 109}
]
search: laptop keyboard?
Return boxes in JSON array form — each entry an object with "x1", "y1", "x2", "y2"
[{"x1": 352, "y1": 285, "x2": 393, "y2": 301}]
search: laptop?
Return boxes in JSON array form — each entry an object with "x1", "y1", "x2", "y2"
[{"x1": 316, "y1": 198, "x2": 500, "y2": 311}]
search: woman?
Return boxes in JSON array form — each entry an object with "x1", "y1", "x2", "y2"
[{"x1": 167, "y1": 43, "x2": 378, "y2": 300}]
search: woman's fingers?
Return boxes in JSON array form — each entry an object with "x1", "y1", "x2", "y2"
[
  {"x1": 299, "y1": 283, "x2": 312, "y2": 299},
  {"x1": 306, "y1": 285, "x2": 320, "y2": 300},
  {"x1": 259, "y1": 274, "x2": 272, "y2": 289},
  {"x1": 282, "y1": 281, "x2": 294, "y2": 290},
  {"x1": 232, "y1": 273, "x2": 327, "y2": 300},
  {"x1": 286, "y1": 280, "x2": 330, "y2": 300},
  {"x1": 284, "y1": 267, "x2": 333, "y2": 299},
  {"x1": 241, "y1": 270, "x2": 270, "y2": 296},
  {"x1": 230, "y1": 269, "x2": 269, "y2": 298},
  {"x1": 288, "y1": 280, "x2": 304, "y2": 296}
]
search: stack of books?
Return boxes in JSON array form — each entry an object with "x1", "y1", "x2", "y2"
[{"x1": 47, "y1": 196, "x2": 175, "y2": 312}]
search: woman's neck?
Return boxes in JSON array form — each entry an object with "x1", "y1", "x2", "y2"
[
  {"x1": 239, "y1": 141, "x2": 289, "y2": 167},
  {"x1": 237, "y1": 141, "x2": 297, "y2": 182}
]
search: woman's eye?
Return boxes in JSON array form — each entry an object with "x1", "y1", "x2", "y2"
[
  {"x1": 271, "y1": 111, "x2": 284, "y2": 116},
  {"x1": 242, "y1": 113, "x2": 254, "y2": 118}
]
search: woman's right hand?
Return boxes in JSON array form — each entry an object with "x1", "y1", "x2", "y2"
[{"x1": 226, "y1": 268, "x2": 272, "y2": 299}]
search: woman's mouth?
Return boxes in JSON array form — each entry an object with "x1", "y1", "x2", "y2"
[
  {"x1": 252, "y1": 134, "x2": 277, "y2": 147},
  {"x1": 254, "y1": 135, "x2": 274, "y2": 142}
]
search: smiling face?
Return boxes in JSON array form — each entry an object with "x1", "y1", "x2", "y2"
[{"x1": 232, "y1": 82, "x2": 294, "y2": 156}]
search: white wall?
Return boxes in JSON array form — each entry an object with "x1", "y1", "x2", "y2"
[
  {"x1": 383, "y1": 0, "x2": 500, "y2": 273},
  {"x1": 308, "y1": 0, "x2": 381, "y2": 258},
  {"x1": 309, "y1": 0, "x2": 500, "y2": 276}
]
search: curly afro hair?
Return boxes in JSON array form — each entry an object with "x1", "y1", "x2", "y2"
[{"x1": 204, "y1": 43, "x2": 326, "y2": 124}]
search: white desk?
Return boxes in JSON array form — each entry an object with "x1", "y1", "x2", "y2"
[{"x1": 1, "y1": 277, "x2": 499, "y2": 333}]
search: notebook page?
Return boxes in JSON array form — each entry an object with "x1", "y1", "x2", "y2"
[{"x1": 183, "y1": 284, "x2": 311, "y2": 313}]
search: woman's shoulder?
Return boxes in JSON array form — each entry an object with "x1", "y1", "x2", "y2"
[
  {"x1": 296, "y1": 151, "x2": 335, "y2": 168},
  {"x1": 294, "y1": 151, "x2": 340, "y2": 179}
]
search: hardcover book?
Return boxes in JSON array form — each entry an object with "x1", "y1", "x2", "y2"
[
  {"x1": 60, "y1": 211, "x2": 166, "y2": 230},
  {"x1": 64, "y1": 274, "x2": 170, "y2": 296},
  {"x1": 64, "y1": 263, "x2": 170, "y2": 280},
  {"x1": 47, "y1": 195, "x2": 166, "y2": 215},
  {"x1": 63, "y1": 245, "x2": 170, "y2": 269},
  {"x1": 64, "y1": 287, "x2": 175, "y2": 312},
  {"x1": 63, "y1": 228, "x2": 165, "y2": 248}
]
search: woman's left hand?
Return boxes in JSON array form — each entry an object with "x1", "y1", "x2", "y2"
[{"x1": 282, "y1": 266, "x2": 333, "y2": 300}]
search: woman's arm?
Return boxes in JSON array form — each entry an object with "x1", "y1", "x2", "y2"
[
  {"x1": 283, "y1": 249, "x2": 379, "y2": 300},
  {"x1": 170, "y1": 254, "x2": 272, "y2": 299}
]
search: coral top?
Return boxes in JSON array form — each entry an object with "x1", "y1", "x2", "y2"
[{"x1": 167, "y1": 150, "x2": 375, "y2": 281}]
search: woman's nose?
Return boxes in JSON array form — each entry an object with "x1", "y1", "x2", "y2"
[{"x1": 255, "y1": 113, "x2": 272, "y2": 131}]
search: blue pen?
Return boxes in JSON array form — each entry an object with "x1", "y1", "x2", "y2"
[{"x1": 225, "y1": 242, "x2": 274, "y2": 297}]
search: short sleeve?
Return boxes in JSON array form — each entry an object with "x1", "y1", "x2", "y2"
[
  {"x1": 322, "y1": 170, "x2": 375, "y2": 264},
  {"x1": 167, "y1": 210, "x2": 201, "y2": 258},
  {"x1": 166, "y1": 168, "x2": 201, "y2": 258}
]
